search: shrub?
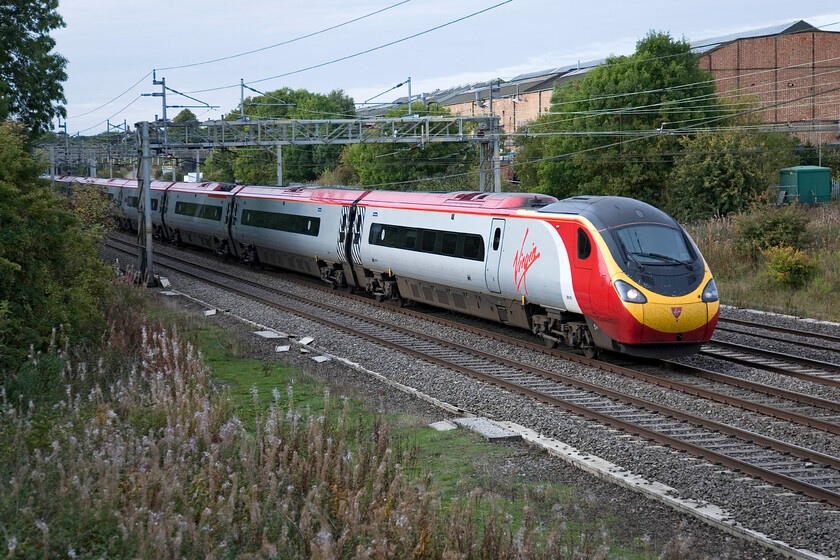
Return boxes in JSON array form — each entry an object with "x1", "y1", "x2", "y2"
[
  {"x1": 734, "y1": 204, "x2": 809, "y2": 259},
  {"x1": 764, "y1": 245, "x2": 816, "y2": 287},
  {"x1": 0, "y1": 123, "x2": 112, "y2": 376}
]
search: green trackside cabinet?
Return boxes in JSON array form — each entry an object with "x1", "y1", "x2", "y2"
[{"x1": 779, "y1": 165, "x2": 831, "y2": 203}]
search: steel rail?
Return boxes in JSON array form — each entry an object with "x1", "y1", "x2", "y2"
[
  {"x1": 661, "y1": 361, "x2": 840, "y2": 415},
  {"x1": 718, "y1": 317, "x2": 840, "y2": 346},
  {"x1": 702, "y1": 341, "x2": 840, "y2": 388}
]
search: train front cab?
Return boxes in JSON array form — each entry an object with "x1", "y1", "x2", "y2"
[
  {"x1": 589, "y1": 201, "x2": 718, "y2": 359},
  {"x1": 541, "y1": 196, "x2": 719, "y2": 359}
]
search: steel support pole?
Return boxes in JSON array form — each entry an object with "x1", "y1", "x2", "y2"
[
  {"x1": 478, "y1": 141, "x2": 486, "y2": 192},
  {"x1": 493, "y1": 134, "x2": 501, "y2": 193},
  {"x1": 276, "y1": 145, "x2": 283, "y2": 186},
  {"x1": 137, "y1": 122, "x2": 154, "y2": 284}
]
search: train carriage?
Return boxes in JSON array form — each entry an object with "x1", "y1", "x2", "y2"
[
  {"x1": 50, "y1": 175, "x2": 719, "y2": 358},
  {"x1": 163, "y1": 182, "x2": 237, "y2": 254},
  {"x1": 230, "y1": 185, "x2": 356, "y2": 276}
]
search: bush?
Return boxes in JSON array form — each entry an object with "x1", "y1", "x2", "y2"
[
  {"x1": 764, "y1": 245, "x2": 816, "y2": 287},
  {"x1": 734, "y1": 204, "x2": 809, "y2": 259},
  {"x1": 0, "y1": 123, "x2": 112, "y2": 377}
]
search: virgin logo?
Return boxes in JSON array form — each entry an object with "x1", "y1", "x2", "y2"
[
  {"x1": 671, "y1": 307, "x2": 683, "y2": 320},
  {"x1": 514, "y1": 228, "x2": 541, "y2": 295}
]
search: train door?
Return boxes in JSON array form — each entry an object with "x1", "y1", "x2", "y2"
[
  {"x1": 338, "y1": 201, "x2": 365, "y2": 289},
  {"x1": 224, "y1": 194, "x2": 240, "y2": 259},
  {"x1": 485, "y1": 219, "x2": 505, "y2": 293},
  {"x1": 572, "y1": 227, "x2": 593, "y2": 311}
]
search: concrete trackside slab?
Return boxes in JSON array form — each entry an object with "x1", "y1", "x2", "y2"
[
  {"x1": 429, "y1": 420, "x2": 458, "y2": 431},
  {"x1": 454, "y1": 417, "x2": 521, "y2": 441}
]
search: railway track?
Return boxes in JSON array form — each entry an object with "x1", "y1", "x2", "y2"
[
  {"x1": 703, "y1": 336, "x2": 840, "y2": 388},
  {"x1": 718, "y1": 316, "x2": 840, "y2": 349},
  {"x1": 104, "y1": 236, "x2": 840, "y2": 507}
]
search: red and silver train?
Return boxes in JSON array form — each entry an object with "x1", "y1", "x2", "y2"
[{"x1": 55, "y1": 176, "x2": 719, "y2": 358}]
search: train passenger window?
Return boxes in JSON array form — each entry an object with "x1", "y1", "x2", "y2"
[
  {"x1": 441, "y1": 233, "x2": 458, "y2": 256},
  {"x1": 577, "y1": 228, "x2": 592, "y2": 260},
  {"x1": 492, "y1": 228, "x2": 501, "y2": 251},
  {"x1": 462, "y1": 235, "x2": 484, "y2": 260},
  {"x1": 403, "y1": 229, "x2": 418, "y2": 250},
  {"x1": 368, "y1": 223, "x2": 381, "y2": 243},
  {"x1": 368, "y1": 224, "x2": 483, "y2": 261},
  {"x1": 151, "y1": 199, "x2": 158, "y2": 211},
  {"x1": 421, "y1": 231, "x2": 437, "y2": 252},
  {"x1": 241, "y1": 209, "x2": 320, "y2": 235}
]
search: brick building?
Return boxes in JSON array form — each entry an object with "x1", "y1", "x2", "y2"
[
  {"x1": 695, "y1": 21, "x2": 840, "y2": 145},
  {"x1": 363, "y1": 20, "x2": 840, "y2": 145}
]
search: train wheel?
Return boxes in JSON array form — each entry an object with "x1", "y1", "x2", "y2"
[{"x1": 583, "y1": 346, "x2": 598, "y2": 360}]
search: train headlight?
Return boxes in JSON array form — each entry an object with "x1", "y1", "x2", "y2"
[
  {"x1": 701, "y1": 278, "x2": 719, "y2": 302},
  {"x1": 614, "y1": 280, "x2": 647, "y2": 304}
]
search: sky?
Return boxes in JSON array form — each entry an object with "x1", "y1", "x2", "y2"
[{"x1": 53, "y1": 0, "x2": 840, "y2": 135}]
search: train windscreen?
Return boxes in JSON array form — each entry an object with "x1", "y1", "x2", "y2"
[{"x1": 613, "y1": 224, "x2": 695, "y2": 266}]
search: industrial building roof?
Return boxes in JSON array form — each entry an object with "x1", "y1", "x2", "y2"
[{"x1": 357, "y1": 20, "x2": 826, "y2": 116}]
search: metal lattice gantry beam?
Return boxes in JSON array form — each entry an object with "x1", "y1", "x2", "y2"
[{"x1": 140, "y1": 115, "x2": 502, "y2": 192}]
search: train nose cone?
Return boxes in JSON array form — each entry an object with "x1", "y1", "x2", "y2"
[{"x1": 642, "y1": 301, "x2": 709, "y2": 341}]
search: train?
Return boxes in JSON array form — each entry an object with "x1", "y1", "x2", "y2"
[{"x1": 53, "y1": 175, "x2": 719, "y2": 359}]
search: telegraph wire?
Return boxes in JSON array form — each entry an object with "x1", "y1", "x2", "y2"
[
  {"x1": 156, "y1": 0, "x2": 413, "y2": 71},
  {"x1": 189, "y1": 0, "x2": 514, "y2": 93},
  {"x1": 75, "y1": 95, "x2": 144, "y2": 134},
  {"x1": 66, "y1": 70, "x2": 152, "y2": 119},
  {"x1": 63, "y1": 1, "x2": 414, "y2": 126}
]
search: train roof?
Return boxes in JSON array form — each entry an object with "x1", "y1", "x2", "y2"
[
  {"x1": 357, "y1": 190, "x2": 558, "y2": 210},
  {"x1": 538, "y1": 195, "x2": 679, "y2": 229},
  {"x1": 235, "y1": 186, "x2": 557, "y2": 211},
  {"x1": 236, "y1": 184, "x2": 364, "y2": 203}
]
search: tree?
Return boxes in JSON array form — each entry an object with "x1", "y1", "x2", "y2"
[
  {"x1": 173, "y1": 108, "x2": 197, "y2": 123},
  {"x1": 0, "y1": 0, "x2": 67, "y2": 135},
  {"x1": 203, "y1": 88, "x2": 355, "y2": 184},
  {"x1": 665, "y1": 130, "x2": 797, "y2": 221},
  {"x1": 0, "y1": 123, "x2": 111, "y2": 375},
  {"x1": 340, "y1": 102, "x2": 478, "y2": 190},
  {"x1": 517, "y1": 32, "x2": 721, "y2": 206}
]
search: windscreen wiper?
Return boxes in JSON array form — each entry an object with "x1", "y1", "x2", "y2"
[{"x1": 629, "y1": 252, "x2": 694, "y2": 270}]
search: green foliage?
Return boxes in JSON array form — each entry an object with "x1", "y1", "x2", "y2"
[
  {"x1": 341, "y1": 102, "x2": 479, "y2": 190},
  {"x1": 518, "y1": 32, "x2": 721, "y2": 206},
  {"x1": 0, "y1": 123, "x2": 111, "y2": 376},
  {"x1": 172, "y1": 108, "x2": 197, "y2": 123},
  {"x1": 67, "y1": 183, "x2": 119, "y2": 230},
  {"x1": 666, "y1": 130, "x2": 797, "y2": 220},
  {"x1": 5, "y1": 344, "x2": 67, "y2": 405},
  {"x1": 734, "y1": 204, "x2": 809, "y2": 258},
  {"x1": 763, "y1": 245, "x2": 816, "y2": 287},
  {"x1": 0, "y1": 0, "x2": 67, "y2": 135},
  {"x1": 686, "y1": 203, "x2": 840, "y2": 319},
  {"x1": 204, "y1": 88, "x2": 356, "y2": 185}
]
